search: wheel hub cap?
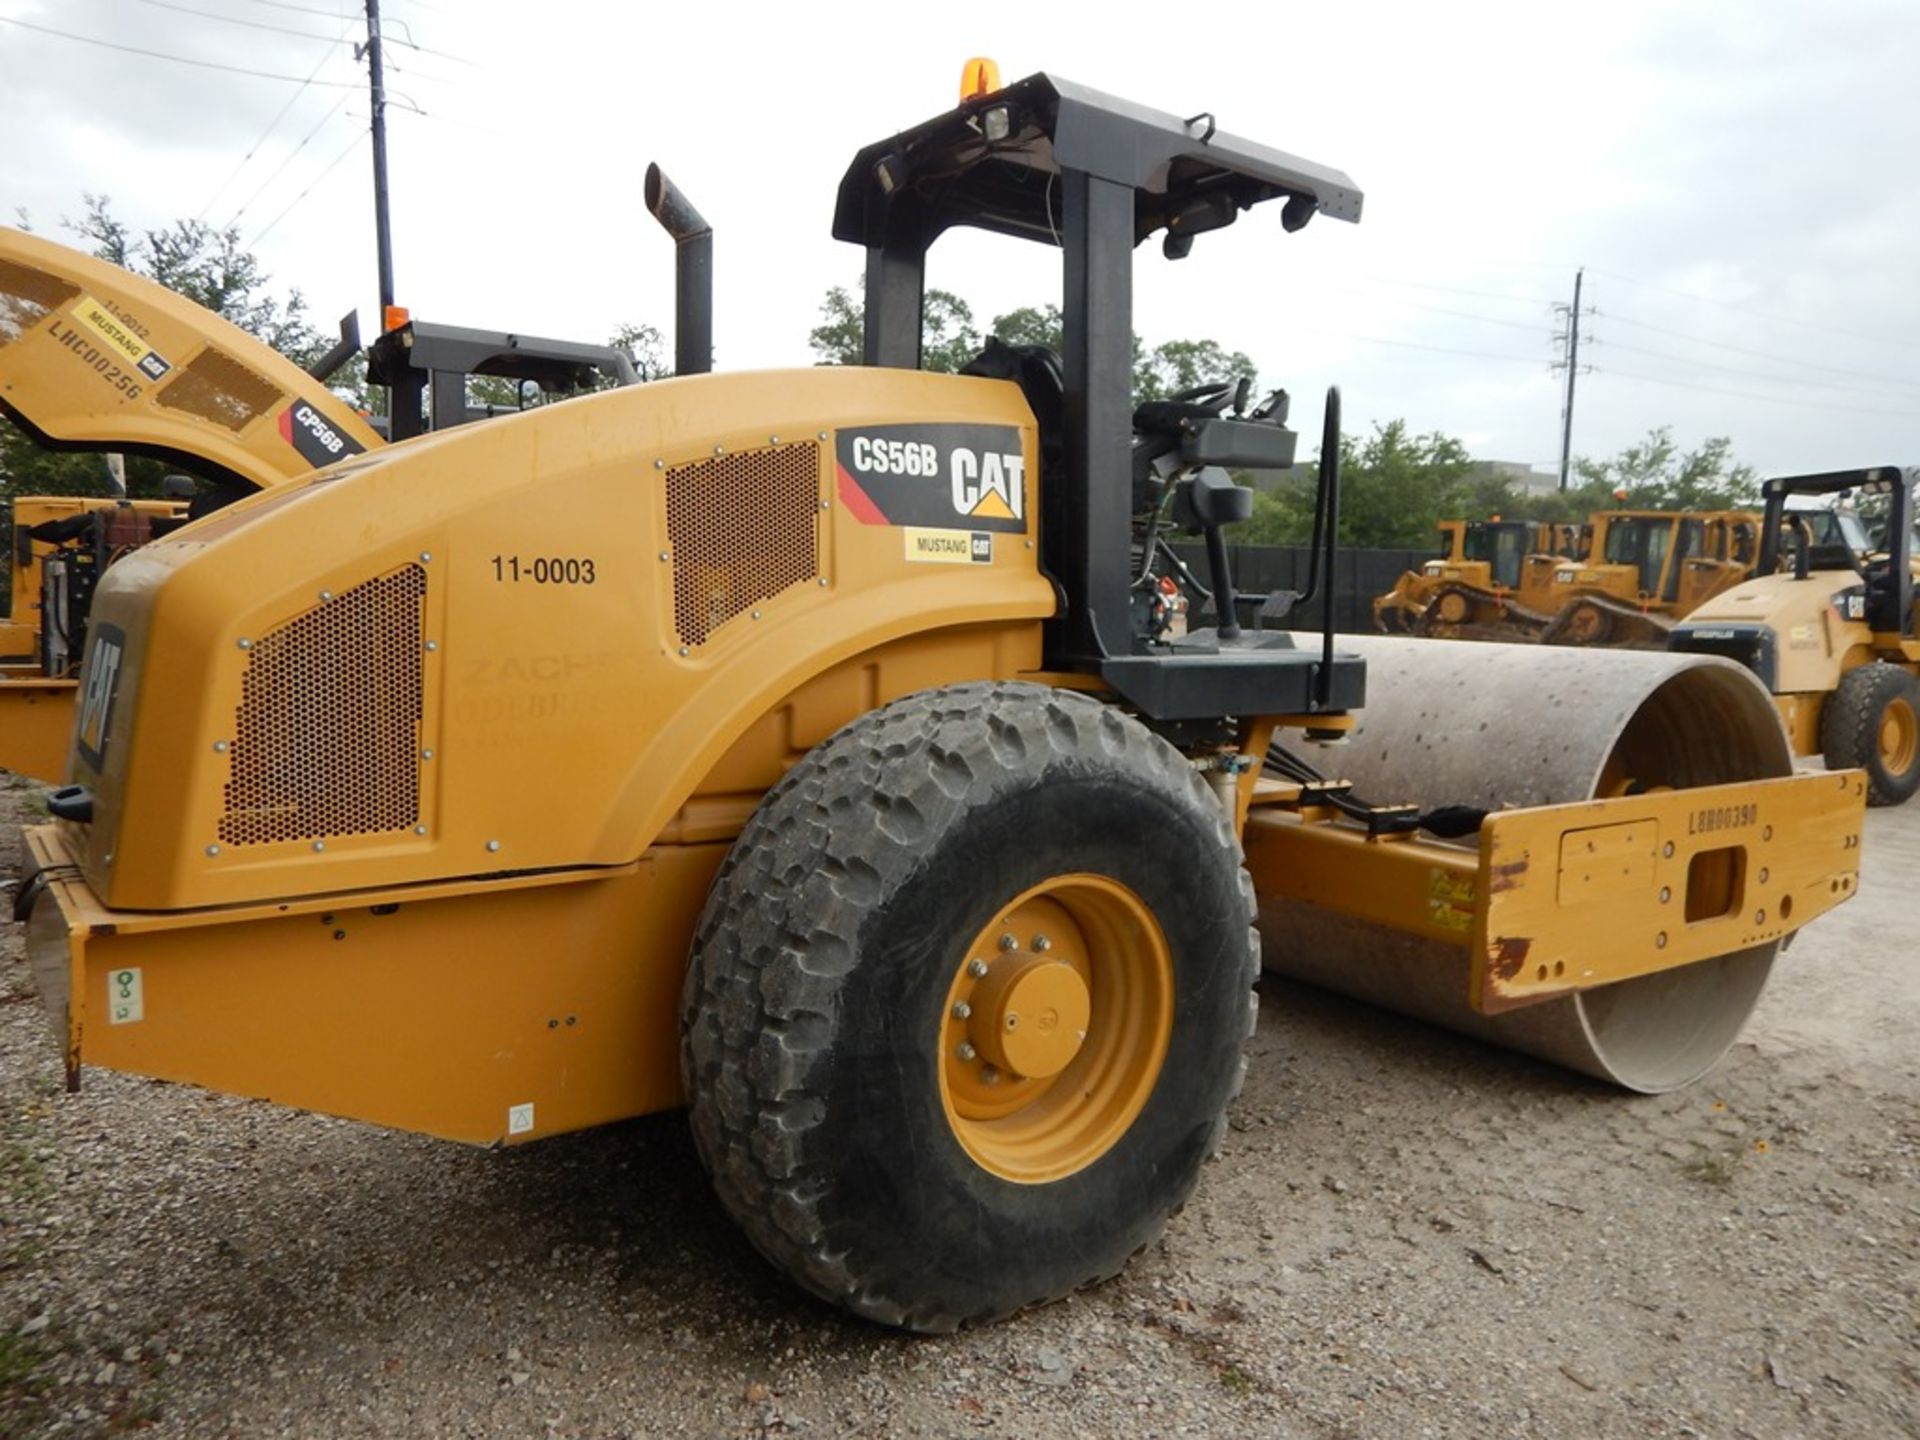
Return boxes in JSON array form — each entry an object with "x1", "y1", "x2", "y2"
[{"x1": 971, "y1": 957, "x2": 1091, "y2": 1080}]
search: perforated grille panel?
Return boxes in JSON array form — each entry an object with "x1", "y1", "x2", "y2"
[
  {"x1": 157, "y1": 346, "x2": 284, "y2": 432},
  {"x1": 219, "y1": 565, "x2": 427, "y2": 846},
  {"x1": 0, "y1": 259, "x2": 79, "y2": 347},
  {"x1": 665, "y1": 440, "x2": 820, "y2": 647}
]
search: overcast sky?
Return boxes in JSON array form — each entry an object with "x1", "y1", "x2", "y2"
[{"x1": 5, "y1": 0, "x2": 1917, "y2": 476}]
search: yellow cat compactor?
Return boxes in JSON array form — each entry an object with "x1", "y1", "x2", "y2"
[
  {"x1": 14, "y1": 74, "x2": 1866, "y2": 1332},
  {"x1": 0, "y1": 224, "x2": 637, "y2": 778},
  {"x1": 1672, "y1": 467, "x2": 1920, "y2": 805}
]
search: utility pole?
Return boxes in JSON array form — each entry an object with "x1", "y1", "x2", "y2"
[
  {"x1": 1553, "y1": 266, "x2": 1585, "y2": 491},
  {"x1": 361, "y1": 0, "x2": 396, "y2": 320}
]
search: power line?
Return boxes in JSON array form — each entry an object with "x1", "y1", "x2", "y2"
[
  {"x1": 1595, "y1": 364, "x2": 1920, "y2": 420},
  {"x1": 1589, "y1": 266, "x2": 1920, "y2": 354},
  {"x1": 0, "y1": 14, "x2": 362, "y2": 85},
  {"x1": 134, "y1": 0, "x2": 342, "y2": 43},
  {"x1": 1294, "y1": 326, "x2": 1552, "y2": 368},
  {"x1": 1597, "y1": 338, "x2": 1920, "y2": 400},
  {"x1": 195, "y1": 27, "x2": 353, "y2": 221},
  {"x1": 1329, "y1": 289, "x2": 1555, "y2": 334},
  {"x1": 1322, "y1": 272, "x2": 1555, "y2": 308},
  {"x1": 227, "y1": 90, "x2": 353, "y2": 228},
  {"x1": 236, "y1": 0, "x2": 358, "y2": 17},
  {"x1": 238, "y1": 0, "x2": 476, "y2": 63},
  {"x1": 1595, "y1": 310, "x2": 1920, "y2": 392},
  {"x1": 249, "y1": 128, "x2": 368, "y2": 247}
]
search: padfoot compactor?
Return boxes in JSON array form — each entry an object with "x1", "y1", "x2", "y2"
[
  {"x1": 0, "y1": 224, "x2": 637, "y2": 779},
  {"x1": 12, "y1": 72, "x2": 1866, "y2": 1331}
]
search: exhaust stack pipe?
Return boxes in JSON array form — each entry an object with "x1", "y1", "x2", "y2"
[{"x1": 645, "y1": 163, "x2": 712, "y2": 376}]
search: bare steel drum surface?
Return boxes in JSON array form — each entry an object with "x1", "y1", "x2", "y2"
[{"x1": 1259, "y1": 635, "x2": 1792, "y2": 1092}]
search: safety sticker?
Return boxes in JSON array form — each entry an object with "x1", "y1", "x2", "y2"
[
  {"x1": 1427, "y1": 869, "x2": 1475, "y2": 934},
  {"x1": 507, "y1": 1102, "x2": 535, "y2": 1136},
  {"x1": 835, "y1": 423, "x2": 1027, "y2": 533},
  {"x1": 73, "y1": 295, "x2": 171, "y2": 382},
  {"x1": 903, "y1": 528, "x2": 992, "y2": 565},
  {"x1": 107, "y1": 967, "x2": 144, "y2": 1026}
]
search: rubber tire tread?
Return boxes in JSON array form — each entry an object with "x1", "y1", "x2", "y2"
[
  {"x1": 1820, "y1": 662, "x2": 1920, "y2": 807},
  {"x1": 678, "y1": 681, "x2": 1259, "y2": 1332}
]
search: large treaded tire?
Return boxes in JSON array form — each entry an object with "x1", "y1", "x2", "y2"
[
  {"x1": 679, "y1": 681, "x2": 1258, "y2": 1332},
  {"x1": 1820, "y1": 662, "x2": 1920, "y2": 807}
]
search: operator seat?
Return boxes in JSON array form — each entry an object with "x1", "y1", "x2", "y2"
[{"x1": 962, "y1": 338, "x2": 1065, "y2": 479}]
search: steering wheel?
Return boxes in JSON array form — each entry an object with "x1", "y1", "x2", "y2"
[
  {"x1": 1132, "y1": 376, "x2": 1250, "y2": 440},
  {"x1": 1165, "y1": 378, "x2": 1241, "y2": 415}
]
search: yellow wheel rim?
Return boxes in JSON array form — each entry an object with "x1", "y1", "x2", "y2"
[
  {"x1": 937, "y1": 874, "x2": 1173, "y2": 1184},
  {"x1": 1434, "y1": 591, "x2": 1470, "y2": 625},
  {"x1": 1880, "y1": 696, "x2": 1918, "y2": 775}
]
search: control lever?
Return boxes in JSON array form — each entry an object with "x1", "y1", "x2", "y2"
[{"x1": 1172, "y1": 468, "x2": 1253, "y2": 639}]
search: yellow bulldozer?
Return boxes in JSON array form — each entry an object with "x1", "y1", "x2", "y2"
[
  {"x1": 1671, "y1": 467, "x2": 1920, "y2": 805},
  {"x1": 1373, "y1": 518, "x2": 1585, "y2": 636},
  {"x1": 9, "y1": 71, "x2": 1867, "y2": 1331},
  {"x1": 1386, "y1": 508, "x2": 1760, "y2": 647},
  {"x1": 0, "y1": 225, "x2": 639, "y2": 779},
  {"x1": 1535, "y1": 508, "x2": 1762, "y2": 646}
]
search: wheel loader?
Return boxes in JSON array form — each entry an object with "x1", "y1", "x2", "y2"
[
  {"x1": 10, "y1": 70, "x2": 1867, "y2": 1332},
  {"x1": 1372, "y1": 518, "x2": 1581, "y2": 636},
  {"x1": 0, "y1": 224, "x2": 637, "y2": 778},
  {"x1": 1671, "y1": 467, "x2": 1920, "y2": 805}
]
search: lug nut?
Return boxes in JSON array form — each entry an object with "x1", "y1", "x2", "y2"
[
  {"x1": 980, "y1": 1064, "x2": 1000, "y2": 1086},
  {"x1": 967, "y1": 958, "x2": 989, "y2": 978},
  {"x1": 956, "y1": 1042, "x2": 977, "y2": 1062},
  {"x1": 1032, "y1": 935, "x2": 1050, "y2": 952},
  {"x1": 951, "y1": 1001, "x2": 972, "y2": 1020},
  {"x1": 998, "y1": 934, "x2": 1017, "y2": 952}
]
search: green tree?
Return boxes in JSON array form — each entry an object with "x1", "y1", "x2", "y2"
[
  {"x1": 1233, "y1": 420, "x2": 1475, "y2": 548},
  {"x1": 1134, "y1": 337, "x2": 1257, "y2": 403},
  {"x1": 1567, "y1": 427, "x2": 1758, "y2": 510},
  {"x1": 810, "y1": 283, "x2": 982, "y2": 374},
  {"x1": 988, "y1": 303, "x2": 1062, "y2": 352},
  {"x1": 811, "y1": 286, "x2": 1258, "y2": 401}
]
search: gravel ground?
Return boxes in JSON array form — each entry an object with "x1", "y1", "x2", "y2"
[{"x1": 0, "y1": 770, "x2": 1915, "y2": 1439}]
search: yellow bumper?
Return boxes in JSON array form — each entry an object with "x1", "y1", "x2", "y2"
[
  {"x1": 19, "y1": 824, "x2": 724, "y2": 1144},
  {"x1": 1244, "y1": 768, "x2": 1867, "y2": 1013}
]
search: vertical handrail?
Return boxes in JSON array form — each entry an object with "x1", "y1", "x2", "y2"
[{"x1": 1316, "y1": 387, "x2": 1342, "y2": 708}]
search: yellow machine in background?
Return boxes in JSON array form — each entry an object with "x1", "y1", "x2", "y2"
[
  {"x1": 12, "y1": 72, "x2": 1867, "y2": 1333},
  {"x1": 0, "y1": 225, "x2": 635, "y2": 779},
  {"x1": 0, "y1": 225, "x2": 384, "y2": 778},
  {"x1": 1373, "y1": 518, "x2": 1582, "y2": 635},
  {"x1": 1673, "y1": 467, "x2": 1920, "y2": 805},
  {"x1": 3, "y1": 495, "x2": 189, "y2": 777},
  {"x1": 1383, "y1": 508, "x2": 1761, "y2": 647},
  {"x1": 1536, "y1": 508, "x2": 1761, "y2": 646}
]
